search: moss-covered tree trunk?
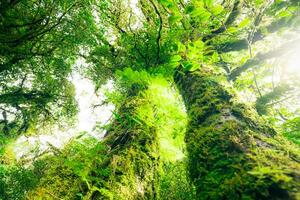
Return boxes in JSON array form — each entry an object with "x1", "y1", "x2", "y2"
[
  {"x1": 90, "y1": 90, "x2": 160, "y2": 200},
  {"x1": 174, "y1": 67, "x2": 300, "y2": 200}
]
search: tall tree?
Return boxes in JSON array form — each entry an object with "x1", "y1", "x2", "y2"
[
  {"x1": 88, "y1": 0, "x2": 300, "y2": 199},
  {"x1": 0, "y1": 0, "x2": 98, "y2": 136},
  {"x1": 2, "y1": 0, "x2": 300, "y2": 199},
  {"x1": 167, "y1": 0, "x2": 300, "y2": 198}
]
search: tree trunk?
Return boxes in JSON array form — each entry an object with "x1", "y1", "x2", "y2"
[
  {"x1": 90, "y1": 91, "x2": 160, "y2": 200},
  {"x1": 174, "y1": 67, "x2": 300, "y2": 200}
]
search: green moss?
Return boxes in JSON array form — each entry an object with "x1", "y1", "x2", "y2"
[
  {"x1": 175, "y1": 67, "x2": 300, "y2": 200},
  {"x1": 24, "y1": 69, "x2": 190, "y2": 200},
  {"x1": 88, "y1": 70, "x2": 190, "y2": 199},
  {"x1": 160, "y1": 161, "x2": 196, "y2": 200},
  {"x1": 26, "y1": 137, "x2": 107, "y2": 200}
]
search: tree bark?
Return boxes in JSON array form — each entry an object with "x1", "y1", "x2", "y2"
[
  {"x1": 90, "y1": 91, "x2": 160, "y2": 200},
  {"x1": 174, "y1": 67, "x2": 300, "y2": 200}
]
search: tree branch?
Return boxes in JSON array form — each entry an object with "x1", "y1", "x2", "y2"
[
  {"x1": 149, "y1": 0, "x2": 163, "y2": 65},
  {"x1": 203, "y1": 0, "x2": 241, "y2": 42},
  {"x1": 229, "y1": 38, "x2": 300, "y2": 81}
]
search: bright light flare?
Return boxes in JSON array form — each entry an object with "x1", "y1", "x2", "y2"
[
  {"x1": 261, "y1": 39, "x2": 300, "y2": 87},
  {"x1": 284, "y1": 51, "x2": 300, "y2": 77}
]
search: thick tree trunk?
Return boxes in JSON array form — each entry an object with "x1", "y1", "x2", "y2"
[
  {"x1": 90, "y1": 91, "x2": 160, "y2": 200},
  {"x1": 174, "y1": 67, "x2": 300, "y2": 200}
]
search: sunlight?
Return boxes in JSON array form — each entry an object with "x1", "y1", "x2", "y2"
[
  {"x1": 274, "y1": 33, "x2": 300, "y2": 80},
  {"x1": 13, "y1": 69, "x2": 115, "y2": 161},
  {"x1": 283, "y1": 49, "x2": 300, "y2": 77},
  {"x1": 262, "y1": 35, "x2": 300, "y2": 84}
]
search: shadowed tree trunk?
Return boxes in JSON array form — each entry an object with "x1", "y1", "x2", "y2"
[
  {"x1": 89, "y1": 87, "x2": 160, "y2": 200},
  {"x1": 174, "y1": 67, "x2": 300, "y2": 200}
]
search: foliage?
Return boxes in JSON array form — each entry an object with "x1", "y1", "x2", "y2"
[
  {"x1": 1, "y1": 0, "x2": 300, "y2": 199},
  {"x1": 160, "y1": 161, "x2": 196, "y2": 200},
  {"x1": 1, "y1": 68, "x2": 189, "y2": 200},
  {"x1": 283, "y1": 116, "x2": 300, "y2": 147},
  {"x1": 0, "y1": 0, "x2": 98, "y2": 136},
  {"x1": 0, "y1": 164, "x2": 40, "y2": 200},
  {"x1": 84, "y1": 68, "x2": 188, "y2": 199},
  {"x1": 26, "y1": 136, "x2": 108, "y2": 200}
]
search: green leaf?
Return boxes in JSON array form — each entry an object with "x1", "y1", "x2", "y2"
[
  {"x1": 169, "y1": 14, "x2": 183, "y2": 25},
  {"x1": 211, "y1": 5, "x2": 224, "y2": 15},
  {"x1": 182, "y1": 61, "x2": 193, "y2": 70},
  {"x1": 185, "y1": 5, "x2": 195, "y2": 14},
  {"x1": 182, "y1": 61, "x2": 200, "y2": 71},
  {"x1": 227, "y1": 27, "x2": 238, "y2": 33},
  {"x1": 189, "y1": 63, "x2": 200, "y2": 71},
  {"x1": 238, "y1": 18, "x2": 251, "y2": 28},
  {"x1": 211, "y1": 52, "x2": 220, "y2": 63},
  {"x1": 204, "y1": 0, "x2": 213, "y2": 7},
  {"x1": 276, "y1": 10, "x2": 292, "y2": 18},
  {"x1": 159, "y1": 0, "x2": 173, "y2": 7},
  {"x1": 177, "y1": 42, "x2": 186, "y2": 52},
  {"x1": 194, "y1": 39, "x2": 205, "y2": 50},
  {"x1": 170, "y1": 55, "x2": 182, "y2": 62},
  {"x1": 169, "y1": 55, "x2": 182, "y2": 68},
  {"x1": 190, "y1": 8, "x2": 206, "y2": 18}
]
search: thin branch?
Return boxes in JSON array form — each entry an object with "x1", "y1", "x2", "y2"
[
  {"x1": 149, "y1": 0, "x2": 163, "y2": 65},
  {"x1": 203, "y1": 0, "x2": 241, "y2": 41},
  {"x1": 229, "y1": 38, "x2": 300, "y2": 81}
]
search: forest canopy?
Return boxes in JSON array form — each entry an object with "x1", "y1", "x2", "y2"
[{"x1": 1, "y1": 0, "x2": 300, "y2": 199}]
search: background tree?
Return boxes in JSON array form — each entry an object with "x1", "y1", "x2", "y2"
[{"x1": 0, "y1": 0, "x2": 98, "y2": 140}]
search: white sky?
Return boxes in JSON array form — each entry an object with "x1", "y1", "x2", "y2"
[
  {"x1": 13, "y1": 68, "x2": 114, "y2": 161},
  {"x1": 11, "y1": 0, "x2": 143, "y2": 161}
]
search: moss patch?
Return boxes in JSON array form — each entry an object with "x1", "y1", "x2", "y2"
[{"x1": 175, "y1": 67, "x2": 300, "y2": 200}]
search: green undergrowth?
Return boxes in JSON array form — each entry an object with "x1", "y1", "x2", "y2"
[
  {"x1": 85, "y1": 68, "x2": 192, "y2": 199},
  {"x1": 282, "y1": 116, "x2": 300, "y2": 147},
  {"x1": 25, "y1": 136, "x2": 108, "y2": 200},
  {"x1": 0, "y1": 134, "x2": 39, "y2": 200},
  {"x1": 0, "y1": 164, "x2": 40, "y2": 200},
  {"x1": 1, "y1": 68, "x2": 194, "y2": 199},
  {"x1": 104, "y1": 67, "x2": 188, "y2": 163}
]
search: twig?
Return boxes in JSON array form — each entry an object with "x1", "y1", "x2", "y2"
[{"x1": 149, "y1": 0, "x2": 162, "y2": 65}]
